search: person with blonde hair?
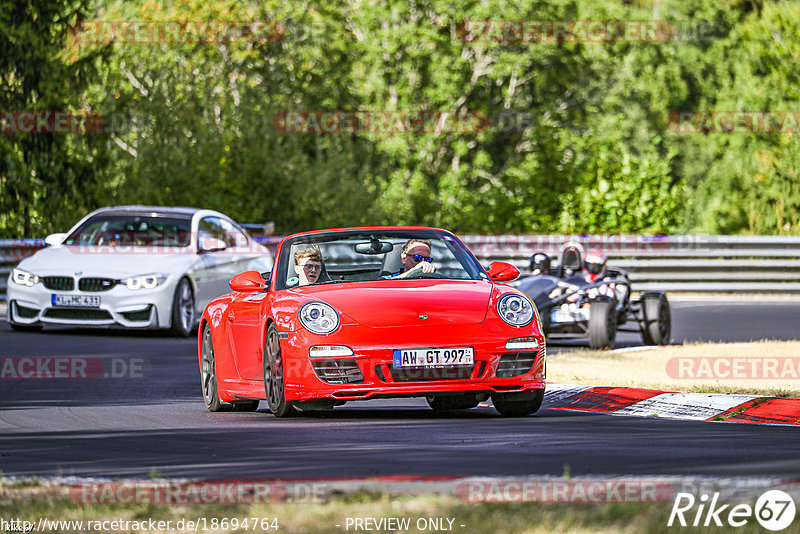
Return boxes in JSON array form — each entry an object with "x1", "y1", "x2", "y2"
[{"x1": 292, "y1": 246, "x2": 324, "y2": 286}]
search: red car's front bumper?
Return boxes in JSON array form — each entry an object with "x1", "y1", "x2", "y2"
[{"x1": 281, "y1": 321, "x2": 545, "y2": 402}]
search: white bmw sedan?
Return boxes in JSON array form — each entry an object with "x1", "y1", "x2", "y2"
[{"x1": 7, "y1": 206, "x2": 273, "y2": 336}]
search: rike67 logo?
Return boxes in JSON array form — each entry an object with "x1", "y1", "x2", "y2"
[{"x1": 668, "y1": 490, "x2": 796, "y2": 531}]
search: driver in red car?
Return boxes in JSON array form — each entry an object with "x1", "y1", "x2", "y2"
[{"x1": 384, "y1": 239, "x2": 436, "y2": 279}]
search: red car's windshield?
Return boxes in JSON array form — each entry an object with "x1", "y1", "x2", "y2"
[{"x1": 275, "y1": 229, "x2": 486, "y2": 290}]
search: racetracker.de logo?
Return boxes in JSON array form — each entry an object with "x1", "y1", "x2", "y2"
[
  {"x1": 666, "y1": 357, "x2": 800, "y2": 380},
  {"x1": 0, "y1": 357, "x2": 145, "y2": 380},
  {"x1": 668, "y1": 111, "x2": 800, "y2": 134},
  {"x1": 456, "y1": 479, "x2": 675, "y2": 503},
  {"x1": 1, "y1": 111, "x2": 104, "y2": 134},
  {"x1": 456, "y1": 20, "x2": 674, "y2": 43},
  {"x1": 69, "y1": 481, "x2": 316, "y2": 504},
  {"x1": 272, "y1": 111, "x2": 490, "y2": 135},
  {"x1": 63, "y1": 232, "x2": 266, "y2": 255},
  {"x1": 69, "y1": 20, "x2": 285, "y2": 45}
]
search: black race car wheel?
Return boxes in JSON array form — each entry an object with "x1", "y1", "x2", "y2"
[
  {"x1": 492, "y1": 389, "x2": 544, "y2": 417},
  {"x1": 426, "y1": 394, "x2": 479, "y2": 414},
  {"x1": 264, "y1": 323, "x2": 296, "y2": 417},
  {"x1": 588, "y1": 298, "x2": 617, "y2": 349},
  {"x1": 640, "y1": 292, "x2": 671, "y2": 345}
]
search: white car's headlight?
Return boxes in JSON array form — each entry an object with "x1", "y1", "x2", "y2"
[
  {"x1": 11, "y1": 268, "x2": 39, "y2": 287},
  {"x1": 299, "y1": 301, "x2": 340, "y2": 335},
  {"x1": 125, "y1": 273, "x2": 168, "y2": 290},
  {"x1": 497, "y1": 293, "x2": 535, "y2": 327}
]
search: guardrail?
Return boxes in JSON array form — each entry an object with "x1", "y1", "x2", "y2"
[
  {"x1": 2, "y1": 234, "x2": 799, "y2": 299},
  {"x1": 460, "y1": 235, "x2": 800, "y2": 293}
]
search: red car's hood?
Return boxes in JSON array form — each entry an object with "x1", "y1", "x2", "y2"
[{"x1": 288, "y1": 279, "x2": 493, "y2": 327}]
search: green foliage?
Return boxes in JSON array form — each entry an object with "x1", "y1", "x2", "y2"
[
  {"x1": 0, "y1": 0, "x2": 111, "y2": 237},
  {"x1": 1, "y1": 0, "x2": 798, "y2": 236},
  {"x1": 677, "y1": 2, "x2": 800, "y2": 234}
]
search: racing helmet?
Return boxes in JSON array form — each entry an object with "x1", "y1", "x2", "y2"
[
  {"x1": 559, "y1": 242, "x2": 585, "y2": 277},
  {"x1": 529, "y1": 252, "x2": 551, "y2": 276},
  {"x1": 583, "y1": 249, "x2": 607, "y2": 282}
]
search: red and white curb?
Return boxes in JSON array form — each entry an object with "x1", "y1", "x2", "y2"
[{"x1": 544, "y1": 385, "x2": 800, "y2": 426}]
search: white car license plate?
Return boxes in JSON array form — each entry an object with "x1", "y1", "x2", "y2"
[
  {"x1": 52, "y1": 294, "x2": 101, "y2": 307},
  {"x1": 393, "y1": 347, "x2": 474, "y2": 367}
]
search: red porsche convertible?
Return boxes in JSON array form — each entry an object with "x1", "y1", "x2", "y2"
[{"x1": 198, "y1": 227, "x2": 546, "y2": 417}]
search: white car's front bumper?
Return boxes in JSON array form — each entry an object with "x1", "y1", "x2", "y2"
[{"x1": 7, "y1": 275, "x2": 179, "y2": 329}]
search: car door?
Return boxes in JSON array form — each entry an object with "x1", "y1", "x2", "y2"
[
  {"x1": 228, "y1": 291, "x2": 268, "y2": 381},
  {"x1": 194, "y1": 216, "x2": 237, "y2": 309}
]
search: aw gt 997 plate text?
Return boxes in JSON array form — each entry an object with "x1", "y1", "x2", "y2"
[{"x1": 393, "y1": 347, "x2": 474, "y2": 367}]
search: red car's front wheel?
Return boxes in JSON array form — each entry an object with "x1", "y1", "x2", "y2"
[{"x1": 264, "y1": 324, "x2": 297, "y2": 417}]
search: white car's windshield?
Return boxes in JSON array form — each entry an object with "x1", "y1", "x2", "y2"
[
  {"x1": 64, "y1": 214, "x2": 192, "y2": 247},
  {"x1": 276, "y1": 229, "x2": 486, "y2": 290}
]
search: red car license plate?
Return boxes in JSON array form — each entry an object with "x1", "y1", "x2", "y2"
[{"x1": 393, "y1": 347, "x2": 474, "y2": 367}]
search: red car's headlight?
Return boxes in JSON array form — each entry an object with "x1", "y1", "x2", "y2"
[
  {"x1": 497, "y1": 293, "x2": 535, "y2": 327},
  {"x1": 299, "y1": 301, "x2": 340, "y2": 335}
]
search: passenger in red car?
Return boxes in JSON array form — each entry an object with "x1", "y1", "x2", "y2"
[
  {"x1": 294, "y1": 246, "x2": 324, "y2": 286},
  {"x1": 386, "y1": 239, "x2": 437, "y2": 279}
]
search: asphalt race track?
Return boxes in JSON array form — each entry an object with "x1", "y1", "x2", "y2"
[{"x1": 2, "y1": 300, "x2": 799, "y2": 480}]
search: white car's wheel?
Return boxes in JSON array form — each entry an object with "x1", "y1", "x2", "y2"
[{"x1": 170, "y1": 278, "x2": 195, "y2": 337}]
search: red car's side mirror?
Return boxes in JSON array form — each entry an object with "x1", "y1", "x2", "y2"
[
  {"x1": 229, "y1": 271, "x2": 267, "y2": 292},
  {"x1": 486, "y1": 261, "x2": 520, "y2": 282}
]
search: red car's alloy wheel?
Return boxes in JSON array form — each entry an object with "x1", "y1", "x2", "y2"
[
  {"x1": 201, "y1": 324, "x2": 224, "y2": 412},
  {"x1": 202, "y1": 324, "x2": 259, "y2": 412},
  {"x1": 264, "y1": 324, "x2": 296, "y2": 417}
]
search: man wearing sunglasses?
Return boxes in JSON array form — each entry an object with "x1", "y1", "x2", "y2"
[{"x1": 384, "y1": 239, "x2": 436, "y2": 279}]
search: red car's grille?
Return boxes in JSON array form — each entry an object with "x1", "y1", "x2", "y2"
[
  {"x1": 388, "y1": 364, "x2": 474, "y2": 382},
  {"x1": 312, "y1": 359, "x2": 364, "y2": 384},
  {"x1": 496, "y1": 352, "x2": 537, "y2": 377}
]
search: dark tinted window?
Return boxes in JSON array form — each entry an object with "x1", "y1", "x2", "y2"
[
  {"x1": 198, "y1": 216, "x2": 249, "y2": 248},
  {"x1": 64, "y1": 214, "x2": 192, "y2": 247}
]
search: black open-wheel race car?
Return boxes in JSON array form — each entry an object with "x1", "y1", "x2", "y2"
[{"x1": 510, "y1": 243, "x2": 671, "y2": 349}]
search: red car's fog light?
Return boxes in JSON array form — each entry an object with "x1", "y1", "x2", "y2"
[
  {"x1": 505, "y1": 337, "x2": 539, "y2": 350},
  {"x1": 309, "y1": 345, "x2": 354, "y2": 357}
]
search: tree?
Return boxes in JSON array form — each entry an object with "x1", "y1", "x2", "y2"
[{"x1": 0, "y1": 0, "x2": 109, "y2": 237}]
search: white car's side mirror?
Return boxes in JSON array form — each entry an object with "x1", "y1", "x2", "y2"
[
  {"x1": 45, "y1": 233, "x2": 67, "y2": 246},
  {"x1": 199, "y1": 237, "x2": 228, "y2": 253}
]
